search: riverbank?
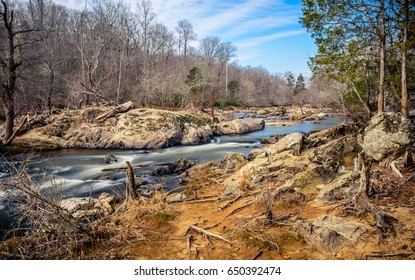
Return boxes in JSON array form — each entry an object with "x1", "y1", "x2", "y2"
[
  {"x1": 1, "y1": 104, "x2": 336, "y2": 153},
  {"x1": 1, "y1": 112, "x2": 414, "y2": 260}
]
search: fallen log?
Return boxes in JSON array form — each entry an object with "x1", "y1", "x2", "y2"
[
  {"x1": 102, "y1": 162, "x2": 171, "y2": 172},
  {"x1": 95, "y1": 101, "x2": 134, "y2": 122}
]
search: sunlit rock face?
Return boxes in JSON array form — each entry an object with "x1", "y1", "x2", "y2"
[{"x1": 360, "y1": 113, "x2": 415, "y2": 161}]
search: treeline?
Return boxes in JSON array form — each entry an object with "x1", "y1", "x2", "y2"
[
  {"x1": 301, "y1": 0, "x2": 415, "y2": 117},
  {"x1": 0, "y1": 0, "x2": 319, "y2": 112},
  {"x1": 1, "y1": 0, "x2": 338, "y2": 144}
]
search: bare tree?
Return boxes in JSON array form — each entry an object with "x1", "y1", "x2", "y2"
[
  {"x1": 175, "y1": 19, "x2": 197, "y2": 63},
  {"x1": 0, "y1": 0, "x2": 42, "y2": 144}
]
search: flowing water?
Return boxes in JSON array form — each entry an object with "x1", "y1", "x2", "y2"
[{"x1": 0, "y1": 115, "x2": 343, "y2": 234}]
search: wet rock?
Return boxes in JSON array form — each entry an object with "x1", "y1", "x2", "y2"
[
  {"x1": 360, "y1": 113, "x2": 415, "y2": 161},
  {"x1": 294, "y1": 216, "x2": 366, "y2": 255},
  {"x1": 134, "y1": 177, "x2": 147, "y2": 186},
  {"x1": 260, "y1": 136, "x2": 277, "y2": 144},
  {"x1": 153, "y1": 159, "x2": 196, "y2": 176},
  {"x1": 104, "y1": 154, "x2": 117, "y2": 164},
  {"x1": 310, "y1": 135, "x2": 359, "y2": 165},
  {"x1": 215, "y1": 119, "x2": 265, "y2": 135},
  {"x1": 138, "y1": 184, "x2": 163, "y2": 198},
  {"x1": 249, "y1": 132, "x2": 304, "y2": 160},
  {"x1": 316, "y1": 112, "x2": 329, "y2": 119}
]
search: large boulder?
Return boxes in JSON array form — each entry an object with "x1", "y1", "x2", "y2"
[
  {"x1": 315, "y1": 171, "x2": 360, "y2": 203},
  {"x1": 249, "y1": 132, "x2": 304, "y2": 160},
  {"x1": 215, "y1": 119, "x2": 265, "y2": 135},
  {"x1": 306, "y1": 121, "x2": 360, "y2": 148},
  {"x1": 294, "y1": 215, "x2": 366, "y2": 255},
  {"x1": 360, "y1": 113, "x2": 415, "y2": 161},
  {"x1": 309, "y1": 135, "x2": 360, "y2": 164}
]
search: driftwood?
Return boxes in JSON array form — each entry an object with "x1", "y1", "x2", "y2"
[
  {"x1": 125, "y1": 161, "x2": 139, "y2": 205},
  {"x1": 102, "y1": 162, "x2": 170, "y2": 172},
  {"x1": 95, "y1": 101, "x2": 134, "y2": 122},
  {"x1": 189, "y1": 224, "x2": 231, "y2": 244}
]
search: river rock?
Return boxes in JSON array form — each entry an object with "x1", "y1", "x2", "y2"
[
  {"x1": 215, "y1": 119, "x2": 265, "y2": 135},
  {"x1": 60, "y1": 197, "x2": 97, "y2": 213},
  {"x1": 294, "y1": 215, "x2": 366, "y2": 255},
  {"x1": 60, "y1": 193, "x2": 117, "y2": 219},
  {"x1": 224, "y1": 150, "x2": 307, "y2": 196},
  {"x1": 249, "y1": 132, "x2": 304, "y2": 160},
  {"x1": 316, "y1": 112, "x2": 329, "y2": 119},
  {"x1": 360, "y1": 112, "x2": 415, "y2": 161},
  {"x1": 104, "y1": 154, "x2": 117, "y2": 164},
  {"x1": 134, "y1": 177, "x2": 147, "y2": 186},
  {"x1": 153, "y1": 158, "x2": 196, "y2": 175}
]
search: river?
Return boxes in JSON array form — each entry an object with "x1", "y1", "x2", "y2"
[{"x1": 0, "y1": 115, "x2": 343, "y2": 234}]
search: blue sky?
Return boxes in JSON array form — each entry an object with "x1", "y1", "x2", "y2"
[{"x1": 55, "y1": 0, "x2": 316, "y2": 76}]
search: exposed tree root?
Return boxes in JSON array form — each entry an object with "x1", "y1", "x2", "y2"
[{"x1": 188, "y1": 224, "x2": 232, "y2": 244}]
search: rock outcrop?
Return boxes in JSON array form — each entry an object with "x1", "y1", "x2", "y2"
[
  {"x1": 360, "y1": 113, "x2": 415, "y2": 161},
  {"x1": 214, "y1": 119, "x2": 265, "y2": 135},
  {"x1": 60, "y1": 193, "x2": 117, "y2": 219},
  {"x1": 295, "y1": 216, "x2": 366, "y2": 255},
  {"x1": 11, "y1": 106, "x2": 265, "y2": 150},
  {"x1": 249, "y1": 132, "x2": 304, "y2": 160}
]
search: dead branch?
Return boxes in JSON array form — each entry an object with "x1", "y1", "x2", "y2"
[
  {"x1": 189, "y1": 224, "x2": 231, "y2": 244},
  {"x1": 223, "y1": 200, "x2": 255, "y2": 220},
  {"x1": 220, "y1": 195, "x2": 243, "y2": 210},
  {"x1": 364, "y1": 252, "x2": 412, "y2": 260},
  {"x1": 187, "y1": 235, "x2": 193, "y2": 258},
  {"x1": 95, "y1": 101, "x2": 134, "y2": 122},
  {"x1": 390, "y1": 161, "x2": 404, "y2": 178},
  {"x1": 252, "y1": 250, "x2": 263, "y2": 260},
  {"x1": 204, "y1": 234, "x2": 215, "y2": 250}
]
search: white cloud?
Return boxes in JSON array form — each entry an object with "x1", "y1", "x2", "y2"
[{"x1": 237, "y1": 29, "x2": 306, "y2": 48}]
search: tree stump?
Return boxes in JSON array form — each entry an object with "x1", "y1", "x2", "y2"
[
  {"x1": 404, "y1": 150, "x2": 413, "y2": 168},
  {"x1": 125, "y1": 161, "x2": 139, "y2": 205}
]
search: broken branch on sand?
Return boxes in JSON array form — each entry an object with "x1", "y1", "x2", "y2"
[{"x1": 189, "y1": 224, "x2": 231, "y2": 244}]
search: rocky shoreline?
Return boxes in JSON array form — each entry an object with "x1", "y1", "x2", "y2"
[{"x1": 9, "y1": 106, "x2": 266, "y2": 150}]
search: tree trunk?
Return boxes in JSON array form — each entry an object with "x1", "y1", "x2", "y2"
[
  {"x1": 2, "y1": 101, "x2": 14, "y2": 143},
  {"x1": 401, "y1": 0, "x2": 409, "y2": 118},
  {"x1": 378, "y1": 0, "x2": 385, "y2": 113}
]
